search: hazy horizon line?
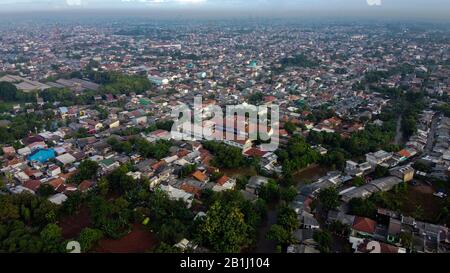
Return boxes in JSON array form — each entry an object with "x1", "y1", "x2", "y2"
[{"x1": 0, "y1": 8, "x2": 449, "y2": 23}]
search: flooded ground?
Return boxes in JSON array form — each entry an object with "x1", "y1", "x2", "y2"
[
  {"x1": 293, "y1": 164, "x2": 330, "y2": 187},
  {"x1": 221, "y1": 167, "x2": 258, "y2": 178}
]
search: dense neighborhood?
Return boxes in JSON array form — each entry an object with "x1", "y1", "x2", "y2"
[{"x1": 0, "y1": 17, "x2": 449, "y2": 254}]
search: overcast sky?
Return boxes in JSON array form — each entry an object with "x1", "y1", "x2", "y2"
[{"x1": 0, "y1": 0, "x2": 449, "y2": 19}]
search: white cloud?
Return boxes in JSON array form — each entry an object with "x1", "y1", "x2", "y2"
[
  {"x1": 121, "y1": 0, "x2": 207, "y2": 4},
  {"x1": 66, "y1": 0, "x2": 82, "y2": 6},
  {"x1": 366, "y1": 0, "x2": 382, "y2": 6}
]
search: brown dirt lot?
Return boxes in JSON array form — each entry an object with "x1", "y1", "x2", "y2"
[
  {"x1": 59, "y1": 205, "x2": 92, "y2": 240},
  {"x1": 94, "y1": 224, "x2": 159, "y2": 253},
  {"x1": 388, "y1": 181, "x2": 444, "y2": 223},
  {"x1": 222, "y1": 167, "x2": 258, "y2": 178}
]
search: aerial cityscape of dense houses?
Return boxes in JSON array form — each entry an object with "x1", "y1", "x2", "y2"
[{"x1": 0, "y1": 18, "x2": 449, "y2": 254}]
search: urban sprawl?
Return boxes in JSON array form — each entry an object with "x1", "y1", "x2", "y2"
[{"x1": 0, "y1": 18, "x2": 449, "y2": 254}]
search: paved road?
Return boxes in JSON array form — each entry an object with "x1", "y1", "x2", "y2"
[
  {"x1": 394, "y1": 115, "x2": 404, "y2": 146},
  {"x1": 424, "y1": 114, "x2": 439, "y2": 155},
  {"x1": 254, "y1": 206, "x2": 278, "y2": 253}
]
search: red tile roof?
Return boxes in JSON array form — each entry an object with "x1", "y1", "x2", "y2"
[
  {"x1": 78, "y1": 180, "x2": 94, "y2": 192},
  {"x1": 353, "y1": 217, "x2": 377, "y2": 234},
  {"x1": 49, "y1": 178, "x2": 64, "y2": 190},
  {"x1": 398, "y1": 149, "x2": 411, "y2": 158},
  {"x1": 177, "y1": 149, "x2": 190, "y2": 158},
  {"x1": 192, "y1": 170, "x2": 208, "y2": 182},
  {"x1": 23, "y1": 180, "x2": 41, "y2": 192},
  {"x1": 151, "y1": 160, "x2": 166, "y2": 171},
  {"x1": 180, "y1": 183, "x2": 201, "y2": 197},
  {"x1": 217, "y1": 176, "x2": 230, "y2": 186}
]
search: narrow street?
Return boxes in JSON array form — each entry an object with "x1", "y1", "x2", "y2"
[
  {"x1": 394, "y1": 115, "x2": 404, "y2": 145},
  {"x1": 424, "y1": 114, "x2": 439, "y2": 155},
  {"x1": 254, "y1": 206, "x2": 278, "y2": 253}
]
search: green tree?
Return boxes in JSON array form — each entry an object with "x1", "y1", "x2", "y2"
[
  {"x1": 280, "y1": 186, "x2": 298, "y2": 203},
  {"x1": 97, "y1": 177, "x2": 109, "y2": 196},
  {"x1": 78, "y1": 228, "x2": 103, "y2": 252},
  {"x1": 349, "y1": 198, "x2": 377, "y2": 219},
  {"x1": 283, "y1": 121, "x2": 297, "y2": 134},
  {"x1": 266, "y1": 224, "x2": 296, "y2": 246},
  {"x1": 0, "y1": 196, "x2": 20, "y2": 222},
  {"x1": 374, "y1": 165, "x2": 389, "y2": 179},
  {"x1": 318, "y1": 187, "x2": 340, "y2": 211},
  {"x1": 200, "y1": 201, "x2": 251, "y2": 253},
  {"x1": 153, "y1": 242, "x2": 182, "y2": 253},
  {"x1": 352, "y1": 177, "x2": 365, "y2": 187},
  {"x1": 313, "y1": 230, "x2": 332, "y2": 253},
  {"x1": 61, "y1": 191, "x2": 83, "y2": 215},
  {"x1": 399, "y1": 232, "x2": 413, "y2": 251},
  {"x1": 259, "y1": 179, "x2": 280, "y2": 202},
  {"x1": 277, "y1": 206, "x2": 299, "y2": 233},
  {"x1": 70, "y1": 159, "x2": 99, "y2": 184},
  {"x1": 37, "y1": 184, "x2": 55, "y2": 197},
  {"x1": 40, "y1": 223, "x2": 63, "y2": 253},
  {"x1": 0, "y1": 82, "x2": 18, "y2": 101}
]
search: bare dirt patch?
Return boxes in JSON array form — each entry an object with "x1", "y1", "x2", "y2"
[
  {"x1": 94, "y1": 223, "x2": 158, "y2": 253},
  {"x1": 59, "y1": 205, "x2": 92, "y2": 240}
]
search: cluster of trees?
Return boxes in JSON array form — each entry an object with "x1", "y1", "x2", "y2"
[
  {"x1": 0, "y1": 82, "x2": 35, "y2": 103},
  {"x1": 283, "y1": 121, "x2": 297, "y2": 134},
  {"x1": 317, "y1": 187, "x2": 340, "y2": 212},
  {"x1": 178, "y1": 164, "x2": 197, "y2": 178},
  {"x1": 258, "y1": 180, "x2": 298, "y2": 204},
  {"x1": 145, "y1": 190, "x2": 195, "y2": 245},
  {"x1": 0, "y1": 111, "x2": 54, "y2": 145},
  {"x1": 77, "y1": 228, "x2": 103, "y2": 252},
  {"x1": 248, "y1": 92, "x2": 264, "y2": 105},
  {"x1": 364, "y1": 64, "x2": 415, "y2": 84},
  {"x1": 280, "y1": 54, "x2": 320, "y2": 69},
  {"x1": 107, "y1": 137, "x2": 133, "y2": 154},
  {"x1": 0, "y1": 193, "x2": 63, "y2": 252},
  {"x1": 307, "y1": 122, "x2": 398, "y2": 161},
  {"x1": 313, "y1": 230, "x2": 333, "y2": 253},
  {"x1": 266, "y1": 206, "x2": 299, "y2": 251},
  {"x1": 305, "y1": 106, "x2": 335, "y2": 123},
  {"x1": 89, "y1": 196, "x2": 132, "y2": 239},
  {"x1": 437, "y1": 196, "x2": 450, "y2": 228},
  {"x1": 195, "y1": 191, "x2": 267, "y2": 253},
  {"x1": 68, "y1": 160, "x2": 100, "y2": 184},
  {"x1": 108, "y1": 137, "x2": 172, "y2": 160},
  {"x1": 40, "y1": 88, "x2": 77, "y2": 104},
  {"x1": 433, "y1": 102, "x2": 450, "y2": 117},
  {"x1": 319, "y1": 149, "x2": 347, "y2": 170},
  {"x1": 145, "y1": 120, "x2": 175, "y2": 133},
  {"x1": 90, "y1": 164, "x2": 194, "y2": 247},
  {"x1": 349, "y1": 184, "x2": 408, "y2": 219},
  {"x1": 132, "y1": 138, "x2": 172, "y2": 160},
  {"x1": 365, "y1": 70, "x2": 390, "y2": 83},
  {"x1": 401, "y1": 92, "x2": 426, "y2": 139},
  {"x1": 202, "y1": 141, "x2": 249, "y2": 169},
  {"x1": 86, "y1": 70, "x2": 153, "y2": 96},
  {"x1": 276, "y1": 135, "x2": 320, "y2": 181},
  {"x1": 0, "y1": 82, "x2": 95, "y2": 109}
]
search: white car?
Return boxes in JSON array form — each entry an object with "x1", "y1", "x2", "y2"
[{"x1": 433, "y1": 192, "x2": 447, "y2": 198}]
